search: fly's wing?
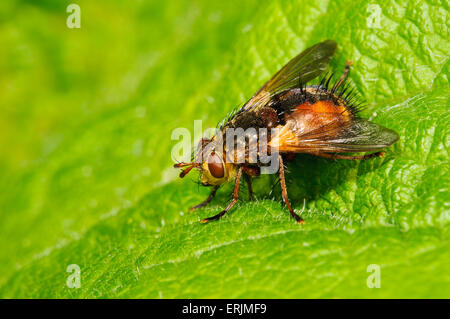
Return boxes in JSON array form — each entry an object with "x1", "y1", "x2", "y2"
[
  {"x1": 275, "y1": 118, "x2": 399, "y2": 154},
  {"x1": 241, "y1": 40, "x2": 337, "y2": 112}
]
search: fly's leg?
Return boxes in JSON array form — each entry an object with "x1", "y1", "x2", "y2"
[
  {"x1": 189, "y1": 185, "x2": 219, "y2": 212},
  {"x1": 279, "y1": 155, "x2": 304, "y2": 224},
  {"x1": 315, "y1": 151, "x2": 385, "y2": 161},
  {"x1": 201, "y1": 167, "x2": 242, "y2": 223},
  {"x1": 332, "y1": 60, "x2": 353, "y2": 92},
  {"x1": 244, "y1": 173, "x2": 254, "y2": 201}
]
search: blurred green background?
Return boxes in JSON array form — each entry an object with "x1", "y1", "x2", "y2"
[{"x1": 0, "y1": 0, "x2": 448, "y2": 298}]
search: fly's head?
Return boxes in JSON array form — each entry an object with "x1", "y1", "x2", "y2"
[{"x1": 174, "y1": 137, "x2": 236, "y2": 187}]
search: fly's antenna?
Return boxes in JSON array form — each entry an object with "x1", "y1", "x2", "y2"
[{"x1": 174, "y1": 162, "x2": 201, "y2": 178}]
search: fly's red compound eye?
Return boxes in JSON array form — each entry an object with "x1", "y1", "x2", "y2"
[{"x1": 208, "y1": 152, "x2": 224, "y2": 178}]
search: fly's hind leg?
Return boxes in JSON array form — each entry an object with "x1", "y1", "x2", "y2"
[
  {"x1": 189, "y1": 185, "x2": 219, "y2": 212},
  {"x1": 315, "y1": 151, "x2": 385, "y2": 161},
  {"x1": 278, "y1": 155, "x2": 304, "y2": 224},
  {"x1": 332, "y1": 60, "x2": 353, "y2": 92},
  {"x1": 201, "y1": 167, "x2": 242, "y2": 223}
]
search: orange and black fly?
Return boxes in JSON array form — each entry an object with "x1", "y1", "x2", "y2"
[{"x1": 175, "y1": 40, "x2": 399, "y2": 224}]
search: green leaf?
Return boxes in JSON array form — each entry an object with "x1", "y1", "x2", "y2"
[{"x1": 0, "y1": 0, "x2": 448, "y2": 298}]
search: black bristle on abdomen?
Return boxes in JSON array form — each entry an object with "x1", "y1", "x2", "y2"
[
  {"x1": 217, "y1": 67, "x2": 365, "y2": 130},
  {"x1": 269, "y1": 87, "x2": 308, "y2": 123}
]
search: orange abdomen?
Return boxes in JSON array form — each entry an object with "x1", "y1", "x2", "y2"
[{"x1": 270, "y1": 99, "x2": 352, "y2": 151}]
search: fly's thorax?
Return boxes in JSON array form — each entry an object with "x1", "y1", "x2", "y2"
[{"x1": 221, "y1": 127, "x2": 275, "y2": 166}]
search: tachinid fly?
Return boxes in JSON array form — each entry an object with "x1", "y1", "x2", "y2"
[{"x1": 174, "y1": 40, "x2": 399, "y2": 224}]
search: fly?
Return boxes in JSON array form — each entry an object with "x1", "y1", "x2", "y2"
[{"x1": 174, "y1": 40, "x2": 399, "y2": 224}]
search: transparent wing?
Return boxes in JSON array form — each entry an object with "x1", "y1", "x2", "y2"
[
  {"x1": 279, "y1": 118, "x2": 399, "y2": 153},
  {"x1": 241, "y1": 40, "x2": 337, "y2": 112}
]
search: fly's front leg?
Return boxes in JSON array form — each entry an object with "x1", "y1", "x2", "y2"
[
  {"x1": 201, "y1": 167, "x2": 243, "y2": 223},
  {"x1": 279, "y1": 155, "x2": 304, "y2": 224},
  {"x1": 189, "y1": 185, "x2": 219, "y2": 212}
]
